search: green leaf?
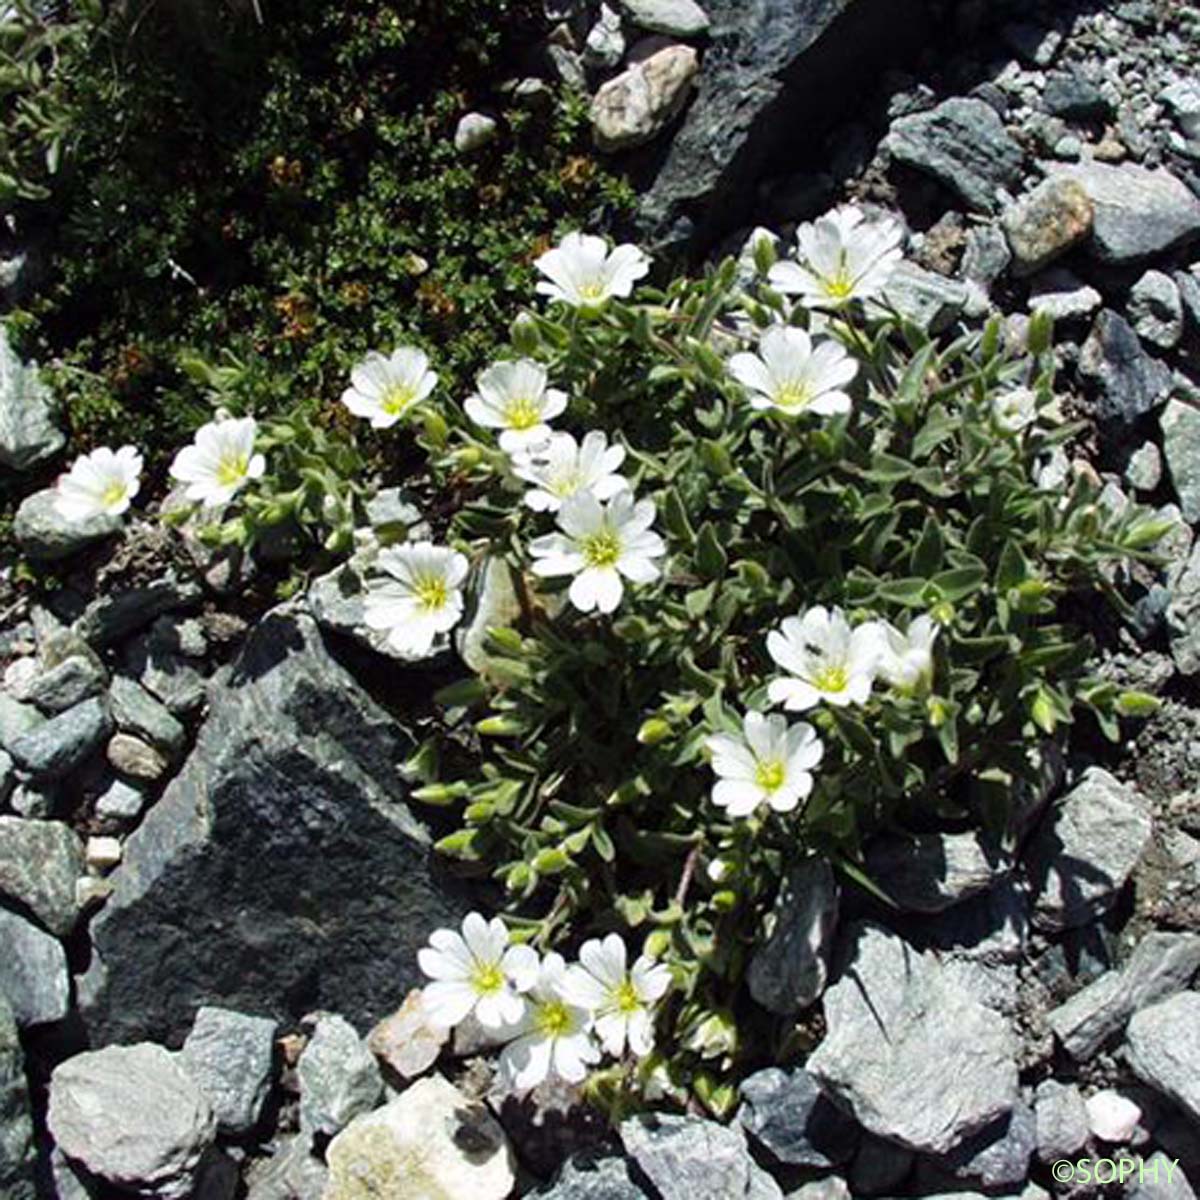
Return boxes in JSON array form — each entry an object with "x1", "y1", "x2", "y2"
[
  {"x1": 695, "y1": 521, "x2": 728, "y2": 580},
  {"x1": 662, "y1": 487, "x2": 695, "y2": 543},
  {"x1": 910, "y1": 516, "x2": 945, "y2": 577}
]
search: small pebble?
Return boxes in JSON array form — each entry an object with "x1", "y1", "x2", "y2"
[{"x1": 86, "y1": 836, "x2": 123, "y2": 874}]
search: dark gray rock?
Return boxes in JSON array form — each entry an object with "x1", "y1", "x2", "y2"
[
  {"x1": 806, "y1": 922, "x2": 1019, "y2": 1155},
  {"x1": 179, "y1": 1006, "x2": 278, "y2": 1136},
  {"x1": 1125, "y1": 992, "x2": 1200, "y2": 1124},
  {"x1": 1162, "y1": 398, "x2": 1200, "y2": 525},
  {"x1": 536, "y1": 1154, "x2": 652, "y2": 1199},
  {"x1": 636, "y1": 0, "x2": 934, "y2": 252},
  {"x1": 960, "y1": 224, "x2": 1012, "y2": 289},
  {"x1": 912, "y1": 879, "x2": 1030, "y2": 965},
  {"x1": 864, "y1": 832, "x2": 1011, "y2": 914},
  {"x1": 619, "y1": 1113, "x2": 783, "y2": 1199},
  {"x1": 738, "y1": 1067, "x2": 859, "y2": 1168},
  {"x1": 1077, "y1": 310, "x2": 1172, "y2": 423},
  {"x1": 0, "y1": 816, "x2": 83, "y2": 936},
  {"x1": 122, "y1": 620, "x2": 208, "y2": 718},
  {"x1": 79, "y1": 609, "x2": 470, "y2": 1044},
  {"x1": 1048, "y1": 162, "x2": 1200, "y2": 264},
  {"x1": 0, "y1": 325, "x2": 65, "y2": 472},
  {"x1": 1042, "y1": 72, "x2": 1110, "y2": 122},
  {"x1": 73, "y1": 572, "x2": 202, "y2": 647},
  {"x1": 0, "y1": 993, "x2": 35, "y2": 1200},
  {"x1": 0, "y1": 907, "x2": 69, "y2": 1027},
  {"x1": 23, "y1": 655, "x2": 108, "y2": 716},
  {"x1": 0, "y1": 695, "x2": 41, "y2": 753},
  {"x1": 1177, "y1": 269, "x2": 1200, "y2": 334},
  {"x1": 108, "y1": 675, "x2": 186, "y2": 757},
  {"x1": 748, "y1": 856, "x2": 838, "y2": 1015},
  {"x1": 885, "y1": 97, "x2": 1025, "y2": 213},
  {"x1": 6, "y1": 697, "x2": 111, "y2": 782},
  {"x1": 1129, "y1": 270, "x2": 1184, "y2": 350},
  {"x1": 1128, "y1": 1153, "x2": 1198, "y2": 1200},
  {"x1": 935, "y1": 1102, "x2": 1035, "y2": 1190},
  {"x1": 1033, "y1": 1080, "x2": 1088, "y2": 1162},
  {"x1": 12, "y1": 490, "x2": 121, "y2": 562},
  {"x1": 848, "y1": 1134, "x2": 913, "y2": 1196},
  {"x1": 1024, "y1": 767, "x2": 1153, "y2": 933}
]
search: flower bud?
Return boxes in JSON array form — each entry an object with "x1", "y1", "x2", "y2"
[{"x1": 637, "y1": 717, "x2": 673, "y2": 746}]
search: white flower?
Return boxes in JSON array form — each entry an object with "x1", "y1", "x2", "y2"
[
  {"x1": 54, "y1": 446, "x2": 143, "y2": 522},
  {"x1": 878, "y1": 614, "x2": 939, "y2": 694},
  {"x1": 512, "y1": 430, "x2": 628, "y2": 512},
  {"x1": 563, "y1": 934, "x2": 671, "y2": 1058},
  {"x1": 705, "y1": 711, "x2": 824, "y2": 818},
  {"x1": 534, "y1": 231, "x2": 650, "y2": 310},
  {"x1": 528, "y1": 490, "x2": 665, "y2": 614},
  {"x1": 992, "y1": 387, "x2": 1038, "y2": 434},
  {"x1": 728, "y1": 326, "x2": 858, "y2": 416},
  {"x1": 363, "y1": 542, "x2": 469, "y2": 657},
  {"x1": 769, "y1": 205, "x2": 903, "y2": 308},
  {"x1": 418, "y1": 911, "x2": 540, "y2": 1030},
  {"x1": 169, "y1": 416, "x2": 265, "y2": 507},
  {"x1": 464, "y1": 359, "x2": 568, "y2": 453},
  {"x1": 498, "y1": 952, "x2": 600, "y2": 1090},
  {"x1": 767, "y1": 605, "x2": 885, "y2": 711},
  {"x1": 341, "y1": 346, "x2": 438, "y2": 429}
]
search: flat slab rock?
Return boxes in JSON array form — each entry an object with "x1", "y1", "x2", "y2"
[
  {"x1": 806, "y1": 921, "x2": 1020, "y2": 1155},
  {"x1": 1125, "y1": 992, "x2": 1200, "y2": 1126},
  {"x1": 864, "y1": 830, "x2": 1011, "y2": 913},
  {"x1": 80, "y1": 608, "x2": 472, "y2": 1044}
]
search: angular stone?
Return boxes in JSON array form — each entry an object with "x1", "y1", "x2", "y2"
[
  {"x1": 297, "y1": 1013, "x2": 382, "y2": 1137},
  {"x1": 324, "y1": 1074, "x2": 515, "y2": 1200},
  {"x1": 807, "y1": 922, "x2": 1019, "y2": 1155},
  {"x1": 0, "y1": 694, "x2": 40, "y2": 753},
  {"x1": 1024, "y1": 767, "x2": 1153, "y2": 932},
  {"x1": 1162, "y1": 398, "x2": 1200, "y2": 525},
  {"x1": 244, "y1": 1135, "x2": 327, "y2": 1200},
  {"x1": 738, "y1": 1067, "x2": 859, "y2": 1169},
  {"x1": 108, "y1": 675, "x2": 186, "y2": 757},
  {"x1": 1125, "y1": 992, "x2": 1200, "y2": 1125},
  {"x1": 454, "y1": 112, "x2": 498, "y2": 154},
  {"x1": 1001, "y1": 178, "x2": 1093, "y2": 275},
  {"x1": 1027, "y1": 270, "x2": 1101, "y2": 322},
  {"x1": 1084, "y1": 1088, "x2": 1141, "y2": 1143},
  {"x1": 367, "y1": 990, "x2": 449, "y2": 1081},
  {"x1": 180, "y1": 1006, "x2": 278, "y2": 1136},
  {"x1": 886, "y1": 97, "x2": 1025, "y2": 213},
  {"x1": 74, "y1": 571, "x2": 202, "y2": 648},
  {"x1": 0, "y1": 993, "x2": 35, "y2": 1200},
  {"x1": 0, "y1": 325, "x2": 65, "y2": 472},
  {"x1": 0, "y1": 907, "x2": 68, "y2": 1027},
  {"x1": 620, "y1": 1113, "x2": 782, "y2": 1199},
  {"x1": 23, "y1": 655, "x2": 107, "y2": 716},
  {"x1": 1169, "y1": 538, "x2": 1200, "y2": 675},
  {"x1": 912, "y1": 878, "x2": 1030, "y2": 966},
  {"x1": 865, "y1": 831, "x2": 1011, "y2": 914},
  {"x1": 1127, "y1": 442, "x2": 1163, "y2": 493},
  {"x1": 1128, "y1": 1152, "x2": 1198, "y2": 1200},
  {"x1": 0, "y1": 816, "x2": 83, "y2": 936},
  {"x1": 1033, "y1": 1080, "x2": 1088, "y2": 1162},
  {"x1": 1077, "y1": 310, "x2": 1172, "y2": 423},
  {"x1": 80, "y1": 610, "x2": 470, "y2": 1045},
  {"x1": 1043, "y1": 72, "x2": 1110, "y2": 122},
  {"x1": 584, "y1": 5, "x2": 626, "y2": 69},
  {"x1": 6, "y1": 696, "x2": 111, "y2": 782},
  {"x1": 12, "y1": 489, "x2": 121, "y2": 562},
  {"x1": 1047, "y1": 163, "x2": 1200, "y2": 264},
  {"x1": 94, "y1": 775, "x2": 146, "y2": 821},
  {"x1": 536, "y1": 1154, "x2": 651, "y2": 1198},
  {"x1": 591, "y1": 44, "x2": 699, "y2": 151},
  {"x1": 1048, "y1": 932, "x2": 1200, "y2": 1060},
  {"x1": 616, "y1": 0, "x2": 709, "y2": 36},
  {"x1": 107, "y1": 731, "x2": 170, "y2": 781},
  {"x1": 935, "y1": 1101, "x2": 1035, "y2": 1190},
  {"x1": 1129, "y1": 270, "x2": 1184, "y2": 350},
  {"x1": 748, "y1": 856, "x2": 838, "y2": 1015},
  {"x1": 48, "y1": 1044, "x2": 216, "y2": 1200},
  {"x1": 877, "y1": 262, "x2": 968, "y2": 333},
  {"x1": 122, "y1": 620, "x2": 208, "y2": 717}
]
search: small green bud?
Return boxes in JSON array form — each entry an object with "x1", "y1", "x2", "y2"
[
  {"x1": 421, "y1": 410, "x2": 449, "y2": 448},
  {"x1": 476, "y1": 714, "x2": 525, "y2": 737},
  {"x1": 433, "y1": 677, "x2": 490, "y2": 707},
  {"x1": 506, "y1": 862, "x2": 534, "y2": 893},
  {"x1": 643, "y1": 930, "x2": 671, "y2": 958},
  {"x1": 412, "y1": 782, "x2": 470, "y2": 806},
  {"x1": 464, "y1": 801, "x2": 495, "y2": 822},
  {"x1": 712, "y1": 889, "x2": 738, "y2": 911},
  {"x1": 637, "y1": 717, "x2": 673, "y2": 746},
  {"x1": 434, "y1": 829, "x2": 483, "y2": 859},
  {"x1": 930, "y1": 600, "x2": 956, "y2": 626},
  {"x1": 451, "y1": 445, "x2": 483, "y2": 469},
  {"x1": 1115, "y1": 691, "x2": 1160, "y2": 718},
  {"x1": 511, "y1": 313, "x2": 541, "y2": 357},
  {"x1": 532, "y1": 847, "x2": 571, "y2": 874},
  {"x1": 751, "y1": 230, "x2": 778, "y2": 275},
  {"x1": 484, "y1": 625, "x2": 525, "y2": 655},
  {"x1": 926, "y1": 696, "x2": 950, "y2": 728}
]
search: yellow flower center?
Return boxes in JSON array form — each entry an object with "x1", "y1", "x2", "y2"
[
  {"x1": 754, "y1": 758, "x2": 787, "y2": 793},
  {"x1": 413, "y1": 575, "x2": 449, "y2": 612},
  {"x1": 613, "y1": 980, "x2": 642, "y2": 1014},
  {"x1": 582, "y1": 529, "x2": 621, "y2": 568},
  {"x1": 577, "y1": 280, "x2": 607, "y2": 302},
  {"x1": 535, "y1": 998, "x2": 573, "y2": 1038},
  {"x1": 216, "y1": 454, "x2": 249, "y2": 488},
  {"x1": 550, "y1": 469, "x2": 584, "y2": 498},
  {"x1": 100, "y1": 481, "x2": 128, "y2": 507},
  {"x1": 382, "y1": 384, "x2": 417, "y2": 416},
  {"x1": 813, "y1": 665, "x2": 849, "y2": 693},
  {"x1": 774, "y1": 382, "x2": 812, "y2": 410},
  {"x1": 503, "y1": 396, "x2": 542, "y2": 431},
  {"x1": 470, "y1": 962, "x2": 505, "y2": 996},
  {"x1": 824, "y1": 272, "x2": 855, "y2": 300}
]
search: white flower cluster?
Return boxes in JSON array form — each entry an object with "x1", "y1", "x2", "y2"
[{"x1": 418, "y1": 912, "x2": 670, "y2": 1091}]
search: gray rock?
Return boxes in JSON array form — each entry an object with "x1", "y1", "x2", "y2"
[
  {"x1": 591, "y1": 43, "x2": 699, "y2": 151},
  {"x1": 584, "y1": 4, "x2": 626, "y2": 70},
  {"x1": 0, "y1": 816, "x2": 83, "y2": 936},
  {"x1": 1043, "y1": 72, "x2": 1110, "y2": 122},
  {"x1": 786, "y1": 1181, "x2": 850, "y2": 1200},
  {"x1": 848, "y1": 1134, "x2": 913, "y2": 1196},
  {"x1": 0, "y1": 695, "x2": 37, "y2": 755},
  {"x1": 180, "y1": 1006, "x2": 278, "y2": 1136},
  {"x1": 80, "y1": 610, "x2": 469, "y2": 1045},
  {"x1": 23, "y1": 655, "x2": 107, "y2": 716},
  {"x1": 935, "y1": 1101, "x2": 1035, "y2": 1189},
  {"x1": 876, "y1": 262, "x2": 968, "y2": 333},
  {"x1": 12, "y1": 489, "x2": 121, "y2": 562},
  {"x1": 913, "y1": 879, "x2": 1030, "y2": 965},
  {"x1": 536, "y1": 1154, "x2": 651, "y2": 1198},
  {"x1": 1047, "y1": 162, "x2": 1200, "y2": 264},
  {"x1": 1162, "y1": 398, "x2": 1200, "y2": 524},
  {"x1": 1024, "y1": 767, "x2": 1153, "y2": 932},
  {"x1": 244, "y1": 1136, "x2": 328, "y2": 1200},
  {"x1": 1001, "y1": 178, "x2": 1093, "y2": 275},
  {"x1": 865, "y1": 831, "x2": 1011, "y2": 914},
  {"x1": 738, "y1": 1067, "x2": 859, "y2": 1169},
  {"x1": 94, "y1": 775, "x2": 146, "y2": 821},
  {"x1": 0, "y1": 993, "x2": 35, "y2": 1200},
  {"x1": 1128, "y1": 1152, "x2": 1198, "y2": 1200},
  {"x1": 616, "y1": 0, "x2": 709, "y2": 36},
  {"x1": 122, "y1": 620, "x2": 208, "y2": 717},
  {"x1": 366, "y1": 990, "x2": 448, "y2": 1081},
  {"x1": 1048, "y1": 932, "x2": 1200, "y2": 1060},
  {"x1": 1027, "y1": 270, "x2": 1102, "y2": 322},
  {"x1": 1162, "y1": 80, "x2": 1200, "y2": 142},
  {"x1": 107, "y1": 732, "x2": 169, "y2": 781},
  {"x1": 1125, "y1": 992, "x2": 1200, "y2": 1124},
  {"x1": 1169, "y1": 538, "x2": 1200, "y2": 675},
  {"x1": 1129, "y1": 269, "x2": 1184, "y2": 350},
  {"x1": 108, "y1": 675, "x2": 186, "y2": 757},
  {"x1": 1077, "y1": 310, "x2": 1172, "y2": 423},
  {"x1": 1177, "y1": 269, "x2": 1200, "y2": 334},
  {"x1": 0, "y1": 325, "x2": 65, "y2": 471},
  {"x1": 886, "y1": 97, "x2": 1025, "y2": 213},
  {"x1": 48, "y1": 1044, "x2": 216, "y2": 1200},
  {"x1": 73, "y1": 571, "x2": 202, "y2": 647},
  {"x1": 806, "y1": 922, "x2": 1019, "y2": 1155},
  {"x1": 620, "y1": 1113, "x2": 783, "y2": 1199},
  {"x1": 454, "y1": 112, "x2": 498, "y2": 154},
  {"x1": 960, "y1": 224, "x2": 1011, "y2": 289},
  {"x1": 747, "y1": 856, "x2": 838, "y2": 1015},
  {"x1": 456, "y1": 556, "x2": 525, "y2": 678},
  {"x1": 297, "y1": 1012, "x2": 382, "y2": 1137},
  {"x1": 1033, "y1": 1080, "x2": 1088, "y2": 1162},
  {"x1": 0, "y1": 901, "x2": 70, "y2": 1024},
  {"x1": 0, "y1": 751, "x2": 12, "y2": 807},
  {"x1": 6, "y1": 697, "x2": 111, "y2": 782},
  {"x1": 1126, "y1": 442, "x2": 1163, "y2": 492}
]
